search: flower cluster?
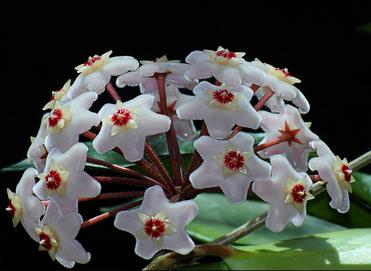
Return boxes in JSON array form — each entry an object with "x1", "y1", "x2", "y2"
[{"x1": 6, "y1": 47, "x2": 356, "y2": 268}]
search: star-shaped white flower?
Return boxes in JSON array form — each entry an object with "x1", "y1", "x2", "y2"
[
  {"x1": 253, "y1": 155, "x2": 314, "y2": 232},
  {"x1": 33, "y1": 143, "x2": 101, "y2": 214},
  {"x1": 184, "y1": 46, "x2": 266, "y2": 86},
  {"x1": 308, "y1": 140, "x2": 354, "y2": 213},
  {"x1": 68, "y1": 50, "x2": 139, "y2": 98},
  {"x1": 258, "y1": 105, "x2": 319, "y2": 171},
  {"x1": 93, "y1": 94, "x2": 171, "y2": 162},
  {"x1": 6, "y1": 168, "x2": 45, "y2": 241},
  {"x1": 116, "y1": 55, "x2": 195, "y2": 91},
  {"x1": 114, "y1": 185, "x2": 198, "y2": 259},
  {"x1": 176, "y1": 81, "x2": 261, "y2": 139},
  {"x1": 35, "y1": 201, "x2": 90, "y2": 268},
  {"x1": 190, "y1": 133, "x2": 271, "y2": 203},
  {"x1": 43, "y1": 80, "x2": 72, "y2": 110},
  {"x1": 27, "y1": 116, "x2": 48, "y2": 171},
  {"x1": 44, "y1": 91, "x2": 100, "y2": 152},
  {"x1": 252, "y1": 59, "x2": 310, "y2": 114}
]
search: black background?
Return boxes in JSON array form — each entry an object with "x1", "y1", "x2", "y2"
[{"x1": 1, "y1": 1, "x2": 371, "y2": 270}]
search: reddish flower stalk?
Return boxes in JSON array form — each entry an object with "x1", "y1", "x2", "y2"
[
  {"x1": 79, "y1": 191, "x2": 144, "y2": 202},
  {"x1": 94, "y1": 176, "x2": 157, "y2": 187},
  {"x1": 81, "y1": 200, "x2": 142, "y2": 229},
  {"x1": 251, "y1": 84, "x2": 259, "y2": 92},
  {"x1": 154, "y1": 72, "x2": 184, "y2": 186},
  {"x1": 105, "y1": 81, "x2": 122, "y2": 101},
  {"x1": 253, "y1": 133, "x2": 291, "y2": 152}
]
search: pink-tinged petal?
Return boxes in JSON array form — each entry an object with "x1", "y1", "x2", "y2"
[
  {"x1": 252, "y1": 179, "x2": 278, "y2": 203},
  {"x1": 74, "y1": 172, "x2": 101, "y2": 199},
  {"x1": 219, "y1": 177, "x2": 251, "y2": 204},
  {"x1": 193, "y1": 135, "x2": 226, "y2": 160},
  {"x1": 114, "y1": 209, "x2": 142, "y2": 235},
  {"x1": 240, "y1": 62, "x2": 267, "y2": 85},
  {"x1": 42, "y1": 200, "x2": 61, "y2": 225},
  {"x1": 67, "y1": 75, "x2": 87, "y2": 99},
  {"x1": 337, "y1": 189, "x2": 350, "y2": 213},
  {"x1": 291, "y1": 89, "x2": 310, "y2": 114},
  {"x1": 54, "y1": 212, "x2": 82, "y2": 240},
  {"x1": 291, "y1": 208, "x2": 307, "y2": 227},
  {"x1": 185, "y1": 50, "x2": 210, "y2": 64},
  {"x1": 163, "y1": 230, "x2": 195, "y2": 255},
  {"x1": 184, "y1": 63, "x2": 215, "y2": 80},
  {"x1": 190, "y1": 163, "x2": 221, "y2": 189},
  {"x1": 55, "y1": 257, "x2": 75, "y2": 269},
  {"x1": 165, "y1": 200, "x2": 199, "y2": 229},
  {"x1": 33, "y1": 179, "x2": 47, "y2": 200},
  {"x1": 135, "y1": 237, "x2": 157, "y2": 260},
  {"x1": 140, "y1": 185, "x2": 169, "y2": 214},
  {"x1": 140, "y1": 78, "x2": 158, "y2": 92},
  {"x1": 57, "y1": 239, "x2": 91, "y2": 265},
  {"x1": 213, "y1": 66, "x2": 242, "y2": 86},
  {"x1": 84, "y1": 71, "x2": 110, "y2": 95},
  {"x1": 116, "y1": 70, "x2": 142, "y2": 88},
  {"x1": 265, "y1": 77, "x2": 297, "y2": 100},
  {"x1": 102, "y1": 56, "x2": 139, "y2": 76},
  {"x1": 166, "y1": 73, "x2": 195, "y2": 90},
  {"x1": 266, "y1": 206, "x2": 295, "y2": 232}
]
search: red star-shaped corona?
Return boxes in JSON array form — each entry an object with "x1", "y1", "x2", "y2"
[{"x1": 279, "y1": 121, "x2": 302, "y2": 146}]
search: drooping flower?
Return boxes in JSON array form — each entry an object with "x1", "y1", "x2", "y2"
[
  {"x1": 44, "y1": 91, "x2": 100, "y2": 152},
  {"x1": 253, "y1": 155, "x2": 314, "y2": 232},
  {"x1": 35, "y1": 201, "x2": 90, "y2": 268},
  {"x1": 176, "y1": 81, "x2": 261, "y2": 139},
  {"x1": 68, "y1": 51, "x2": 139, "y2": 98},
  {"x1": 190, "y1": 133, "x2": 271, "y2": 203},
  {"x1": 6, "y1": 168, "x2": 45, "y2": 241},
  {"x1": 184, "y1": 46, "x2": 266, "y2": 86},
  {"x1": 114, "y1": 185, "x2": 198, "y2": 259},
  {"x1": 258, "y1": 104, "x2": 319, "y2": 171},
  {"x1": 308, "y1": 140, "x2": 354, "y2": 213},
  {"x1": 33, "y1": 143, "x2": 101, "y2": 214},
  {"x1": 252, "y1": 59, "x2": 310, "y2": 114},
  {"x1": 43, "y1": 80, "x2": 72, "y2": 110},
  {"x1": 27, "y1": 116, "x2": 48, "y2": 171},
  {"x1": 92, "y1": 94, "x2": 171, "y2": 162}
]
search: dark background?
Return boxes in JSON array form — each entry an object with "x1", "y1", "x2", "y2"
[{"x1": 1, "y1": 1, "x2": 371, "y2": 270}]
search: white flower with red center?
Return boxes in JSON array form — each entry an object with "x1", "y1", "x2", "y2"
[
  {"x1": 35, "y1": 201, "x2": 90, "y2": 268},
  {"x1": 114, "y1": 185, "x2": 198, "y2": 259},
  {"x1": 68, "y1": 50, "x2": 139, "y2": 98},
  {"x1": 6, "y1": 168, "x2": 45, "y2": 241},
  {"x1": 308, "y1": 140, "x2": 354, "y2": 213},
  {"x1": 252, "y1": 155, "x2": 314, "y2": 232},
  {"x1": 176, "y1": 81, "x2": 261, "y2": 139},
  {"x1": 93, "y1": 94, "x2": 171, "y2": 162},
  {"x1": 258, "y1": 104, "x2": 319, "y2": 171},
  {"x1": 184, "y1": 46, "x2": 266, "y2": 86},
  {"x1": 33, "y1": 143, "x2": 101, "y2": 214},
  {"x1": 27, "y1": 117, "x2": 48, "y2": 171},
  {"x1": 43, "y1": 80, "x2": 72, "y2": 110},
  {"x1": 44, "y1": 91, "x2": 100, "y2": 152},
  {"x1": 116, "y1": 55, "x2": 195, "y2": 91},
  {"x1": 252, "y1": 58, "x2": 310, "y2": 114},
  {"x1": 189, "y1": 133, "x2": 271, "y2": 203}
]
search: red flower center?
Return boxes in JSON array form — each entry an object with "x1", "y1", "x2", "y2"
[
  {"x1": 224, "y1": 150, "x2": 245, "y2": 171},
  {"x1": 48, "y1": 109, "x2": 63, "y2": 128},
  {"x1": 6, "y1": 200, "x2": 16, "y2": 217},
  {"x1": 216, "y1": 49, "x2": 237, "y2": 59},
  {"x1": 275, "y1": 67, "x2": 290, "y2": 77},
  {"x1": 144, "y1": 218, "x2": 166, "y2": 238},
  {"x1": 291, "y1": 184, "x2": 306, "y2": 203},
  {"x1": 341, "y1": 164, "x2": 352, "y2": 182},
  {"x1": 212, "y1": 89, "x2": 235, "y2": 104},
  {"x1": 111, "y1": 108, "x2": 133, "y2": 126},
  {"x1": 45, "y1": 170, "x2": 62, "y2": 190},
  {"x1": 84, "y1": 55, "x2": 101, "y2": 66},
  {"x1": 39, "y1": 232, "x2": 52, "y2": 251}
]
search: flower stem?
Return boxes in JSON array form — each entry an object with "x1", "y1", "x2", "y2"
[
  {"x1": 93, "y1": 176, "x2": 158, "y2": 187},
  {"x1": 80, "y1": 200, "x2": 142, "y2": 229},
  {"x1": 105, "y1": 81, "x2": 122, "y2": 101},
  {"x1": 154, "y1": 72, "x2": 184, "y2": 186},
  {"x1": 349, "y1": 150, "x2": 371, "y2": 171},
  {"x1": 79, "y1": 191, "x2": 144, "y2": 202},
  {"x1": 253, "y1": 133, "x2": 290, "y2": 152}
]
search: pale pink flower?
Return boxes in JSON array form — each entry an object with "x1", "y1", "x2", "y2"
[{"x1": 27, "y1": 116, "x2": 48, "y2": 171}]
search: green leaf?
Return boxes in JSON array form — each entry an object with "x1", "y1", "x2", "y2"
[
  {"x1": 357, "y1": 23, "x2": 371, "y2": 33},
  {"x1": 187, "y1": 193, "x2": 344, "y2": 246},
  {"x1": 180, "y1": 262, "x2": 230, "y2": 270},
  {"x1": 352, "y1": 172, "x2": 371, "y2": 207},
  {"x1": 0, "y1": 159, "x2": 34, "y2": 172},
  {"x1": 224, "y1": 228, "x2": 371, "y2": 270},
  {"x1": 149, "y1": 133, "x2": 197, "y2": 155}
]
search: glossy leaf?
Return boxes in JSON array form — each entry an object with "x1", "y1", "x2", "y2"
[
  {"x1": 187, "y1": 193, "x2": 344, "y2": 246},
  {"x1": 352, "y1": 172, "x2": 371, "y2": 207},
  {"x1": 224, "y1": 229, "x2": 371, "y2": 270}
]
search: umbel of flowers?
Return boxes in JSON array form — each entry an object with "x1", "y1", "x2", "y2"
[{"x1": 6, "y1": 46, "x2": 358, "y2": 268}]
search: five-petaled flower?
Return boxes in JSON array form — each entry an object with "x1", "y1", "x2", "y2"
[
  {"x1": 68, "y1": 50, "x2": 139, "y2": 98},
  {"x1": 176, "y1": 81, "x2": 261, "y2": 139},
  {"x1": 308, "y1": 140, "x2": 354, "y2": 213},
  {"x1": 114, "y1": 185, "x2": 198, "y2": 259},
  {"x1": 184, "y1": 46, "x2": 266, "y2": 86},
  {"x1": 253, "y1": 155, "x2": 314, "y2": 232},
  {"x1": 44, "y1": 91, "x2": 100, "y2": 152},
  {"x1": 35, "y1": 201, "x2": 91, "y2": 268},
  {"x1": 190, "y1": 133, "x2": 271, "y2": 203},
  {"x1": 6, "y1": 168, "x2": 45, "y2": 241},
  {"x1": 33, "y1": 143, "x2": 101, "y2": 214},
  {"x1": 43, "y1": 80, "x2": 72, "y2": 110},
  {"x1": 93, "y1": 94, "x2": 171, "y2": 162},
  {"x1": 252, "y1": 58, "x2": 310, "y2": 114},
  {"x1": 258, "y1": 104, "x2": 319, "y2": 171},
  {"x1": 27, "y1": 117, "x2": 48, "y2": 171}
]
